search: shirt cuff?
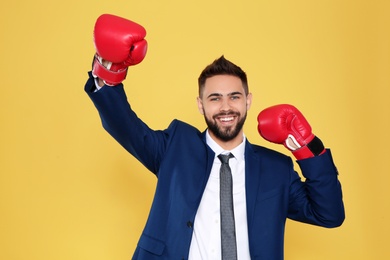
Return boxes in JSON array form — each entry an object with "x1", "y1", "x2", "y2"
[{"x1": 93, "y1": 78, "x2": 103, "y2": 92}]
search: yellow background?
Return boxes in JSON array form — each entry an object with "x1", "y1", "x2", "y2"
[{"x1": 1, "y1": 0, "x2": 389, "y2": 259}]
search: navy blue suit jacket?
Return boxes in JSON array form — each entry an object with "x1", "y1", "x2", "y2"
[{"x1": 85, "y1": 74, "x2": 344, "y2": 260}]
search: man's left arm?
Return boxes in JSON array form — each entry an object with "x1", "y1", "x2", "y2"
[
  {"x1": 289, "y1": 150, "x2": 345, "y2": 227},
  {"x1": 257, "y1": 104, "x2": 345, "y2": 227}
]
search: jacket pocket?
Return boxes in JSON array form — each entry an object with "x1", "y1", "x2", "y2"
[{"x1": 137, "y1": 233, "x2": 166, "y2": 256}]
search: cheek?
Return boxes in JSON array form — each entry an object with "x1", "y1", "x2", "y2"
[
  {"x1": 202, "y1": 108, "x2": 212, "y2": 118},
  {"x1": 202, "y1": 107, "x2": 217, "y2": 120},
  {"x1": 230, "y1": 102, "x2": 247, "y2": 113}
]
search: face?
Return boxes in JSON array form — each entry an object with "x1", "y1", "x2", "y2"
[{"x1": 197, "y1": 75, "x2": 252, "y2": 147}]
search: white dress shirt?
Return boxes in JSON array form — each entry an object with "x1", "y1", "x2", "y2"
[{"x1": 188, "y1": 130, "x2": 251, "y2": 259}]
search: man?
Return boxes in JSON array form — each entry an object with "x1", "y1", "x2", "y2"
[{"x1": 85, "y1": 14, "x2": 344, "y2": 260}]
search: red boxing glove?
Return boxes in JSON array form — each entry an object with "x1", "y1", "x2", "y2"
[
  {"x1": 257, "y1": 104, "x2": 325, "y2": 160},
  {"x1": 92, "y1": 14, "x2": 148, "y2": 86}
]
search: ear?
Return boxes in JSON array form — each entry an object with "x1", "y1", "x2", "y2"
[
  {"x1": 246, "y1": 93, "x2": 253, "y2": 110},
  {"x1": 197, "y1": 97, "x2": 204, "y2": 115}
]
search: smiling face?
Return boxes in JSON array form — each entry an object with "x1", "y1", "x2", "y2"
[{"x1": 197, "y1": 74, "x2": 252, "y2": 149}]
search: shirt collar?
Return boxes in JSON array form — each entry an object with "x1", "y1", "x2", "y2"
[{"x1": 205, "y1": 130, "x2": 246, "y2": 161}]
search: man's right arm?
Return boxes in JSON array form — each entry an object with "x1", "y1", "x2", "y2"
[
  {"x1": 85, "y1": 71, "x2": 166, "y2": 175},
  {"x1": 85, "y1": 15, "x2": 167, "y2": 174}
]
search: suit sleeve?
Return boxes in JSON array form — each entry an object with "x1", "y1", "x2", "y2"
[
  {"x1": 287, "y1": 149, "x2": 345, "y2": 228},
  {"x1": 84, "y1": 72, "x2": 169, "y2": 175}
]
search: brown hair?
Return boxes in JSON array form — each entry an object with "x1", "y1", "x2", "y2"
[{"x1": 198, "y1": 55, "x2": 248, "y2": 97}]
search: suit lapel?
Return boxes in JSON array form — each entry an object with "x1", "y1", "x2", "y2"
[
  {"x1": 202, "y1": 130, "x2": 216, "y2": 188},
  {"x1": 244, "y1": 141, "x2": 262, "y2": 228}
]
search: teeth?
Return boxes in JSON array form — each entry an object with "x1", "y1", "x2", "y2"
[{"x1": 220, "y1": 117, "x2": 234, "y2": 122}]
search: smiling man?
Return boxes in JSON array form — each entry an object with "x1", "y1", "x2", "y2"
[
  {"x1": 85, "y1": 14, "x2": 345, "y2": 260},
  {"x1": 197, "y1": 64, "x2": 252, "y2": 150}
]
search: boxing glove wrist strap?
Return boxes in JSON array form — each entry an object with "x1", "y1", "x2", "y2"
[
  {"x1": 92, "y1": 56, "x2": 127, "y2": 86},
  {"x1": 292, "y1": 136, "x2": 325, "y2": 160}
]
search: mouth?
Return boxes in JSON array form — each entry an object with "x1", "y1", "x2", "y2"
[
  {"x1": 219, "y1": 116, "x2": 235, "y2": 122},
  {"x1": 214, "y1": 112, "x2": 239, "y2": 125}
]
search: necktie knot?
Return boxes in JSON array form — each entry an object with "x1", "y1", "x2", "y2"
[{"x1": 218, "y1": 153, "x2": 234, "y2": 164}]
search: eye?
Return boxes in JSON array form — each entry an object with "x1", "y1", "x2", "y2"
[
  {"x1": 230, "y1": 95, "x2": 240, "y2": 100},
  {"x1": 210, "y1": 97, "x2": 220, "y2": 101}
]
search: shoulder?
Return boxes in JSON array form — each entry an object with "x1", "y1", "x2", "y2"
[
  {"x1": 167, "y1": 119, "x2": 203, "y2": 136},
  {"x1": 247, "y1": 141, "x2": 293, "y2": 164},
  {"x1": 160, "y1": 119, "x2": 206, "y2": 147}
]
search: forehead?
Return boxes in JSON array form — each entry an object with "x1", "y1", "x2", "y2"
[{"x1": 203, "y1": 75, "x2": 244, "y2": 96}]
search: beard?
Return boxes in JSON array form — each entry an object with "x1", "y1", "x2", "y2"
[{"x1": 204, "y1": 110, "x2": 247, "y2": 142}]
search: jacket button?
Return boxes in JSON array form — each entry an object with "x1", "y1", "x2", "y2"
[{"x1": 187, "y1": 221, "x2": 193, "y2": 228}]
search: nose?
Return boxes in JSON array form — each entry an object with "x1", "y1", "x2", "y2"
[{"x1": 220, "y1": 97, "x2": 232, "y2": 112}]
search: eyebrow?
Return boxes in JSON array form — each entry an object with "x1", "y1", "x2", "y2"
[{"x1": 206, "y1": 91, "x2": 243, "y2": 99}]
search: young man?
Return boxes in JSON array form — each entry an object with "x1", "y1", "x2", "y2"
[{"x1": 85, "y1": 14, "x2": 344, "y2": 260}]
